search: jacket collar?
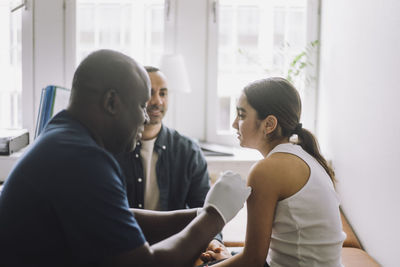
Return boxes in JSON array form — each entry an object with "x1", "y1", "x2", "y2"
[
  {"x1": 136, "y1": 124, "x2": 168, "y2": 152},
  {"x1": 154, "y1": 124, "x2": 168, "y2": 151}
]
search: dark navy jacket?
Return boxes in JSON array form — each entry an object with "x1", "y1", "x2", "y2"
[{"x1": 116, "y1": 124, "x2": 210, "y2": 211}]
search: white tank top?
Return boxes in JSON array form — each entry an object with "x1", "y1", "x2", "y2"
[{"x1": 266, "y1": 143, "x2": 346, "y2": 267}]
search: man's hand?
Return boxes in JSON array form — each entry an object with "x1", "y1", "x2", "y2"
[
  {"x1": 200, "y1": 240, "x2": 231, "y2": 263},
  {"x1": 201, "y1": 171, "x2": 252, "y2": 224}
]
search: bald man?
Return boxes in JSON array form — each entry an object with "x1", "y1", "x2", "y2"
[{"x1": 0, "y1": 50, "x2": 250, "y2": 266}]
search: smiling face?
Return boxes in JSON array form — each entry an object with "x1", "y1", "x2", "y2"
[
  {"x1": 146, "y1": 71, "x2": 169, "y2": 125},
  {"x1": 232, "y1": 93, "x2": 265, "y2": 149},
  {"x1": 121, "y1": 68, "x2": 151, "y2": 152}
]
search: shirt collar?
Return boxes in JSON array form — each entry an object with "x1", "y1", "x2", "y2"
[
  {"x1": 136, "y1": 124, "x2": 168, "y2": 152},
  {"x1": 154, "y1": 124, "x2": 168, "y2": 151}
]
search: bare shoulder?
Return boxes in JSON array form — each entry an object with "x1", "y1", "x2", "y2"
[
  {"x1": 246, "y1": 157, "x2": 284, "y2": 196},
  {"x1": 247, "y1": 152, "x2": 309, "y2": 200},
  {"x1": 248, "y1": 154, "x2": 291, "y2": 183}
]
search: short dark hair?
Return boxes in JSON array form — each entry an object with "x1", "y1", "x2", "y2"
[{"x1": 144, "y1": 66, "x2": 159, "y2": 73}]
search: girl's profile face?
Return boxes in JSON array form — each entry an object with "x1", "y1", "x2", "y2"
[{"x1": 232, "y1": 93, "x2": 264, "y2": 149}]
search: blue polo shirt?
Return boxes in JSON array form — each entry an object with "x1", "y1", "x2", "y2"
[{"x1": 0, "y1": 110, "x2": 146, "y2": 266}]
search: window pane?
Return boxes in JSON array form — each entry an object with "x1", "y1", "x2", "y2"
[
  {"x1": 76, "y1": 0, "x2": 165, "y2": 67},
  {"x1": 217, "y1": 0, "x2": 308, "y2": 133},
  {"x1": 0, "y1": 0, "x2": 22, "y2": 129}
]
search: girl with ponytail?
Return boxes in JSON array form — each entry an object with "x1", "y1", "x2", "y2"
[{"x1": 202, "y1": 77, "x2": 345, "y2": 267}]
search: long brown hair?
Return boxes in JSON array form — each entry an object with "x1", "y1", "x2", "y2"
[{"x1": 243, "y1": 77, "x2": 336, "y2": 184}]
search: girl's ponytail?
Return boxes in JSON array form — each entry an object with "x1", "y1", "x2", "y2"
[{"x1": 296, "y1": 127, "x2": 336, "y2": 184}]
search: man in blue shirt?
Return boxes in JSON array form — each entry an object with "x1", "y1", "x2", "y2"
[{"x1": 0, "y1": 49, "x2": 251, "y2": 266}]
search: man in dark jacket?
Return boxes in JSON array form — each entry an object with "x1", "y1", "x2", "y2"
[
  {"x1": 116, "y1": 66, "x2": 226, "y2": 252},
  {"x1": 116, "y1": 66, "x2": 209, "y2": 211}
]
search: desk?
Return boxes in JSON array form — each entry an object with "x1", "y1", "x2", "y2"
[
  {"x1": 204, "y1": 147, "x2": 258, "y2": 247},
  {"x1": 0, "y1": 144, "x2": 262, "y2": 182},
  {"x1": 205, "y1": 147, "x2": 262, "y2": 183},
  {"x1": 222, "y1": 205, "x2": 247, "y2": 245},
  {"x1": 0, "y1": 148, "x2": 27, "y2": 182}
]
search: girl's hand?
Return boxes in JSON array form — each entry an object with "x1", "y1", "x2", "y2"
[{"x1": 200, "y1": 240, "x2": 231, "y2": 262}]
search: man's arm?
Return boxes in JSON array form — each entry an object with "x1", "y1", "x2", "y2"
[
  {"x1": 131, "y1": 208, "x2": 197, "y2": 244},
  {"x1": 108, "y1": 171, "x2": 251, "y2": 267},
  {"x1": 186, "y1": 147, "x2": 225, "y2": 245},
  {"x1": 108, "y1": 206, "x2": 224, "y2": 267}
]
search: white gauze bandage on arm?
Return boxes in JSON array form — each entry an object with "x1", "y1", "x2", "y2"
[{"x1": 202, "y1": 171, "x2": 251, "y2": 224}]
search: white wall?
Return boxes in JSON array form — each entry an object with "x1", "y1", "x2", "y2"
[
  {"x1": 317, "y1": 0, "x2": 400, "y2": 266},
  {"x1": 33, "y1": 0, "x2": 67, "y2": 130},
  {"x1": 172, "y1": 0, "x2": 208, "y2": 140}
]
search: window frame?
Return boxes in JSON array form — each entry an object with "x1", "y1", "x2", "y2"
[
  {"x1": 20, "y1": 0, "x2": 34, "y2": 136},
  {"x1": 64, "y1": 0, "x2": 174, "y2": 88},
  {"x1": 0, "y1": 0, "x2": 34, "y2": 134}
]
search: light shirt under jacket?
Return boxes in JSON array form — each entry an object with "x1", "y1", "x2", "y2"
[{"x1": 141, "y1": 137, "x2": 160, "y2": 210}]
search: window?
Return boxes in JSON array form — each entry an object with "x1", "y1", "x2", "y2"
[
  {"x1": 207, "y1": 0, "x2": 320, "y2": 145},
  {"x1": 0, "y1": 0, "x2": 22, "y2": 129},
  {"x1": 75, "y1": 0, "x2": 165, "y2": 68},
  {"x1": 0, "y1": 0, "x2": 319, "y2": 143}
]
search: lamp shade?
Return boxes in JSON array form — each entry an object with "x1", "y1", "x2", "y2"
[{"x1": 159, "y1": 54, "x2": 191, "y2": 93}]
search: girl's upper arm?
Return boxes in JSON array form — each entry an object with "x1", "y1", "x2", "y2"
[
  {"x1": 211, "y1": 159, "x2": 285, "y2": 267},
  {"x1": 241, "y1": 160, "x2": 282, "y2": 266}
]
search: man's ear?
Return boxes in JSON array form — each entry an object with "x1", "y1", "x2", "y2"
[
  {"x1": 102, "y1": 89, "x2": 121, "y2": 116},
  {"x1": 264, "y1": 115, "x2": 278, "y2": 134}
]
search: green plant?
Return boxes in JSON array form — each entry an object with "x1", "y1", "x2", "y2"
[
  {"x1": 237, "y1": 40, "x2": 320, "y2": 88},
  {"x1": 286, "y1": 40, "x2": 319, "y2": 86}
]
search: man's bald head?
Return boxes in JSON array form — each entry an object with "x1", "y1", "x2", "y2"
[
  {"x1": 70, "y1": 49, "x2": 149, "y2": 106},
  {"x1": 67, "y1": 50, "x2": 150, "y2": 154}
]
